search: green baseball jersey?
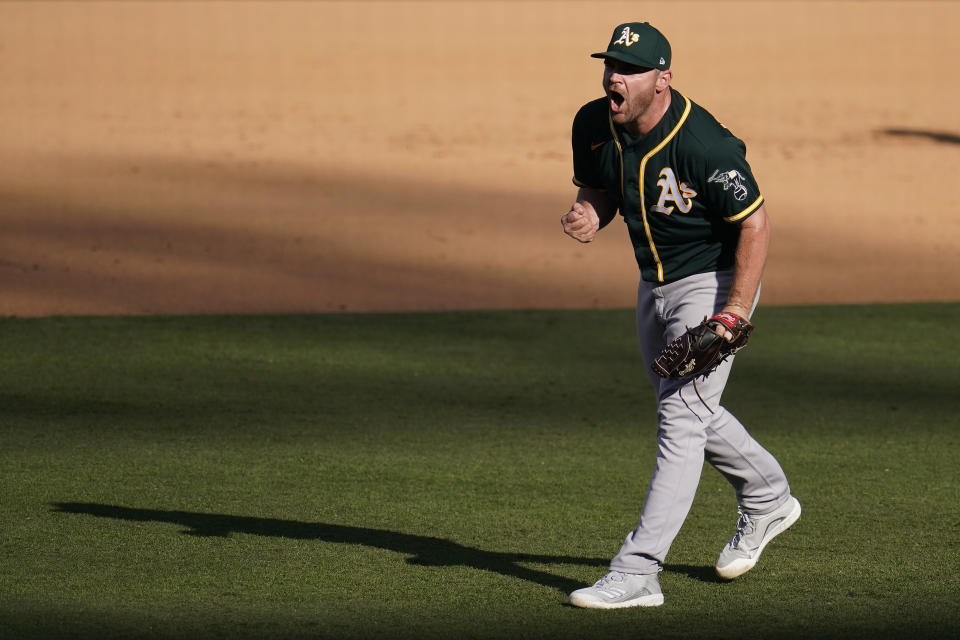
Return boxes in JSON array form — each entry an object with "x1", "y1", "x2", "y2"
[{"x1": 572, "y1": 88, "x2": 764, "y2": 283}]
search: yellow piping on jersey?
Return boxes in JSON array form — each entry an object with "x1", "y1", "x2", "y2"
[
  {"x1": 638, "y1": 94, "x2": 692, "y2": 282},
  {"x1": 606, "y1": 110, "x2": 625, "y2": 199},
  {"x1": 725, "y1": 194, "x2": 764, "y2": 222}
]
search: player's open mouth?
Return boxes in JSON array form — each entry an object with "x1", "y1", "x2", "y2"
[{"x1": 608, "y1": 88, "x2": 625, "y2": 112}]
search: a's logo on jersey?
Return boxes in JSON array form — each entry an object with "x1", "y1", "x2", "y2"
[
  {"x1": 708, "y1": 169, "x2": 749, "y2": 201},
  {"x1": 651, "y1": 167, "x2": 697, "y2": 215},
  {"x1": 613, "y1": 27, "x2": 641, "y2": 47}
]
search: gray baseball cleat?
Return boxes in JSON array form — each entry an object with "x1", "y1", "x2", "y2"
[
  {"x1": 568, "y1": 570, "x2": 664, "y2": 609},
  {"x1": 715, "y1": 496, "x2": 801, "y2": 580}
]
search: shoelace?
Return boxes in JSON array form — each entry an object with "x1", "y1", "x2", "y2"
[
  {"x1": 730, "y1": 507, "x2": 756, "y2": 549},
  {"x1": 594, "y1": 572, "x2": 628, "y2": 596},
  {"x1": 597, "y1": 571, "x2": 625, "y2": 586}
]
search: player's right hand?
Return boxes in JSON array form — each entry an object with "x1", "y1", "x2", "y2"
[{"x1": 561, "y1": 202, "x2": 600, "y2": 243}]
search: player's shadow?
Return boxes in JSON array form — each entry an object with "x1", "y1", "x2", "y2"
[
  {"x1": 880, "y1": 127, "x2": 960, "y2": 145},
  {"x1": 52, "y1": 502, "x2": 611, "y2": 594},
  {"x1": 664, "y1": 563, "x2": 725, "y2": 584}
]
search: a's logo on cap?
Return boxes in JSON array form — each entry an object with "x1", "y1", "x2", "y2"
[
  {"x1": 659, "y1": 57, "x2": 666, "y2": 65},
  {"x1": 613, "y1": 26, "x2": 641, "y2": 47}
]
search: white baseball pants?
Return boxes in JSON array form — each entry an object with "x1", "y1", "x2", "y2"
[{"x1": 609, "y1": 270, "x2": 792, "y2": 575}]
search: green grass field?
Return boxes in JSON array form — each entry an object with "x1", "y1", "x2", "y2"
[{"x1": 2, "y1": 304, "x2": 958, "y2": 639}]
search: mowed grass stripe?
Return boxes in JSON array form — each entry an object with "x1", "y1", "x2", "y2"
[{"x1": 1, "y1": 304, "x2": 957, "y2": 639}]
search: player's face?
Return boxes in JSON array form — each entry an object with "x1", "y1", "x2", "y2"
[{"x1": 602, "y1": 60, "x2": 663, "y2": 132}]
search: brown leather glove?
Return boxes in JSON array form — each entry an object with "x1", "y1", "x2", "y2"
[{"x1": 651, "y1": 312, "x2": 754, "y2": 380}]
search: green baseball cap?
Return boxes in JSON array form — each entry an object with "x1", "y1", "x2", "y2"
[{"x1": 591, "y1": 22, "x2": 671, "y2": 70}]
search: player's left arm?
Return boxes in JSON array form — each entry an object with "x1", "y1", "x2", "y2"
[
  {"x1": 718, "y1": 204, "x2": 770, "y2": 338},
  {"x1": 701, "y1": 135, "x2": 769, "y2": 339}
]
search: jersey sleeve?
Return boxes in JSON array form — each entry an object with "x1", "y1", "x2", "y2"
[
  {"x1": 701, "y1": 137, "x2": 764, "y2": 223},
  {"x1": 571, "y1": 105, "x2": 605, "y2": 190}
]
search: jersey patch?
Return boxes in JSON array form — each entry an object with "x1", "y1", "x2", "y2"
[
  {"x1": 651, "y1": 167, "x2": 697, "y2": 215},
  {"x1": 708, "y1": 169, "x2": 749, "y2": 202}
]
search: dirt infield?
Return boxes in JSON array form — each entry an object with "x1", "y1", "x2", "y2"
[{"x1": 1, "y1": 1, "x2": 958, "y2": 316}]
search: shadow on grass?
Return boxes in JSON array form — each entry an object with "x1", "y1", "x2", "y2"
[
  {"x1": 664, "y1": 563, "x2": 725, "y2": 584},
  {"x1": 52, "y1": 502, "x2": 619, "y2": 594}
]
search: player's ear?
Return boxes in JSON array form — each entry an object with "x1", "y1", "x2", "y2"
[{"x1": 656, "y1": 69, "x2": 672, "y2": 91}]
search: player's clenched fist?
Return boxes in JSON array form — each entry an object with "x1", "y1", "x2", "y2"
[{"x1": 561, "y1": 201, "x2": 600, "y2": 243}]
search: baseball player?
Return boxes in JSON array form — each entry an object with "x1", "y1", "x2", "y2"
[{"x1": 561, "y1": 22, "x2": 800, "y2": 608}]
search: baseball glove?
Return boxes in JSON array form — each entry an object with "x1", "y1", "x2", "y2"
[{"x1": 651, "y1": 312, "x2": 753, "y2": 380}]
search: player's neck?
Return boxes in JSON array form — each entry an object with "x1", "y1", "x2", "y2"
[{"x1": 624, "y1": 88, "x2": 672, "y2": 137}]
